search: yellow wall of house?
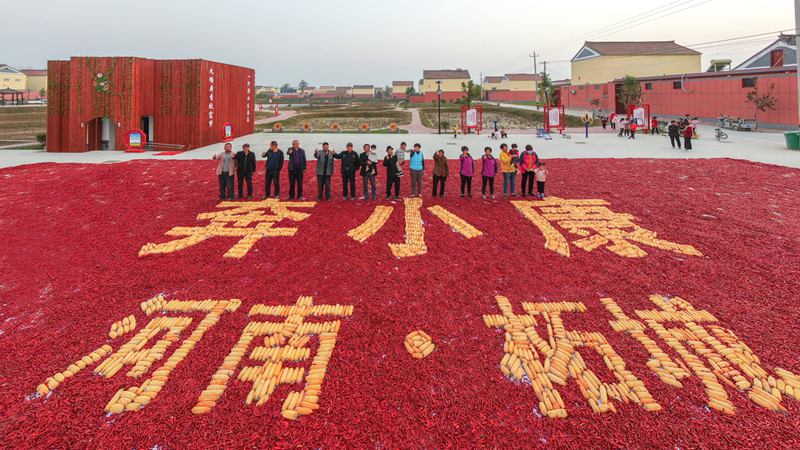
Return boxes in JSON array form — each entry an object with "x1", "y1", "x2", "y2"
[
  {"x1": 571, "y1": 55, "x2": 701, "y2": 84},
  {"x1": 25, "y1": 75, "x2": 47, "y2": 94},
  {"x1": 481, "y1": 81, "x2": 502, "y2": 92},
  {"x1": 500, "y1": 79, "x2": 537, "y2": 91},
  {"x1": 0, "y1": 71, "x2": 27, "y2": 90},
  {"x1": 392, "y1": 85, "x2": 412, "y2": 94},
  {"x1": 352, "y1": 88, "x2": 374, "y2": 96},
  {"x1": 420, "y1": 78, "x2": 469, "y2": 94}
]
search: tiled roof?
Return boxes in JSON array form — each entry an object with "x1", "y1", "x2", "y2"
[
  {"x1": 504, "y1": 73, "x2": 540, "y2": 81},
  {"x1": 21, "y1": 69, "x2": 47, "y2": 76},
  {"x1": 482, "y1": 76, "x2": 503, "y2": 83},
  {"x1": 423, "y1": 69, "x2": 471, "y2": 79},
  {"x1": 583, "y1": 41, "x2": 700, "y2": 56},
  {"x1": 392, "y1": 81, "x2": 413, "y2": 86},
  {"x1": 352, "y1": 85, "x2": 374, "y2": 89}
]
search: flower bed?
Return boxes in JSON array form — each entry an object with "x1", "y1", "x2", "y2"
[{"x1": 0, "y1": 158, "x2": 799, "y2": 448}]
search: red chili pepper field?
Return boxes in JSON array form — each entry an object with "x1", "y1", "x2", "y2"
[{"x1": 0, "y1": 158, "x2": 799, "y2": 448}]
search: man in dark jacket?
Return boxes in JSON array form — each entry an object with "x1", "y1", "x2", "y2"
[
  {"x1": 668, "y1": 120, "x2": 682, "y2": 149},
  {"x1": 287, "y1": 139, "x2": 307, "y2": 200},
  {"x1": 334, "y1": 142, "x2": 360, "y2": 200},
  {"x1": 261, "y1": 141, "x2": 284, "y2": 199},
  {"x1": 233, "y1": 143, "x2": 257, "y2": 200},
  {"x1": 383, "y1": 146, "x2": 400, "y2": 200},
  {"x1": 359, "y1": 144, "x2": 378, "y2": 200},
  {"x1": 314, "y1": 143, "x2": 335, "y2": 201}
]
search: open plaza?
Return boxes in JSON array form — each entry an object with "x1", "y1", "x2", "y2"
[{"x1": 1, "y1": 1, "x2": 800, "y2": 448}]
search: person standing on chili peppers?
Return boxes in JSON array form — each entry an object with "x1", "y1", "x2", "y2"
[
  {"x1": 359, "y1": 144, "x2": 377, "y2": 200},
  {"x1": 383, "y1": 146, "x2": 400, "y2": 200},
  {"x1": 480, "y1": 146, "x2": 499, "y2": 199},
  {"x1": 213, "y1": 142, "x2": 237, "y2": 201},
  {"x1": 334, "y1": 142, "x2": 361, "y2": 200},
  {"x1": 314, "y1": 143, "x2": 335, "y2": 200},
  {"x1": 519, "y1": 144, "x2": 539, "y2": 197},
  {"x1": 432, "y1": 149, "x2": 449, "y2": 197},
  {"x1": 233, "y1": 143, "x2": 256, "y2": 200},
  {"x1": 459, "y1": 146, "x2": 474, "y2": 198},
  {"x1": 261, "y1": 141, "x2": 284, "y2": 199},
  {"x1": 286, "y1": 139, "x2": 307, "y2": 200},
  {"x1": 408, "y1": 143, "x2": 425, "y2": 198}
]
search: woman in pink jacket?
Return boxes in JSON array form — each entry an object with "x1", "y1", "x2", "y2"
[
  {"x1": 459, "y1": 146, "x2": 474, "y2": 198},
  {"x1": 480, "y1": 146, "x2": 499, "y2": 199}
]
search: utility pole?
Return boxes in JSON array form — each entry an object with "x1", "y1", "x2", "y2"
[
  {"x1": 542, "y1": 61, "x2": 549, "y2": 105},
  {"x1": 529, "y1": 52, "x2": 539, "y2": 74}
]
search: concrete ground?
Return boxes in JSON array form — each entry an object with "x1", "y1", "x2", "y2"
[{"x1": 1, "y1": 125, "x2": 798, "y2": 169}]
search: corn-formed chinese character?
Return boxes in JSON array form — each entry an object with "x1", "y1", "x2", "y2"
[
  {"x1": 603, "y1": 295, "x2": 800, "y2": 414},
  {"x1": 512, "y1": 198, "x2": 702, "y2": 258},
  {"x1": 483, "y1": 296, "x2": 659, "y2": 419},
  {"x1": 139, "y1": 199, "x2": 315, "y2": 259},
  {"x1": 33, "y1": 296, "x2": 240, "y2": 416},
  {"x1": 193, "y1": 296, "x2": 354, "y2": 420},
  {"x1": 347, "y1": 198, "x2": 481, "y2": 258}
]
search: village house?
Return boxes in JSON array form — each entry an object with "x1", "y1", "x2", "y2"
[{"x1": 571, "y1": 41, "x2": 701, "y2": 85}]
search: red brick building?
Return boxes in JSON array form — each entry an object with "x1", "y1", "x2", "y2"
[{"x1": 47, "y1": 57, "x2": 254, "y2": 152}]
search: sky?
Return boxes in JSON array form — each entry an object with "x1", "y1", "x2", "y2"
[{"x1": 2, "y1": 0, "x2": 793, "y2": 86}]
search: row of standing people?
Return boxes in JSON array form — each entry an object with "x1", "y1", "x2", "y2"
[
  {"x1": 212, "y1": 140, "x2": 548, "y2": 201},
  {"x1": 600, "y1": 113, "x2": 698, "y2": 149}
]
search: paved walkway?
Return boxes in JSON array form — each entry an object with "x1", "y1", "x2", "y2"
[
  {"x1": 254, "y1": 109, "x2": 296, "y2": 125},
  {"x1": 401, "y1": 108, "x2": 436, "y2": 134},
  {"x1": 3, "y1": 128, "x2": 798, "y2": 169}
]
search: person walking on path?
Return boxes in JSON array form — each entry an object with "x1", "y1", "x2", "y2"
[
  {"x1": 359, "y1": 144, "x2": 378, "y2": 200},
  {"x1": 432, "y1": 149, "x2": 449, "y2": 197},
  {"x1": 499, "y1": 143, "x2": 517, "y2": 197},
  {"x1": 409, "y1": 143, "x2": 425, "y2": 197},
  {"x1": 233, "y1": 143, "x2": 256, "y2": 200},
  {"x1": 459, "y1": 146, "x2": 474, "y2": 198},
  {"x1": 261, "y1": 141, "x2": 284, "y2": 199},
  {"x1": 383, "y1": 146, "x2": 400, "y2": 200},
  {"x1": 480, "y1": 146, "x2": 499, "y2": 199},
  {"x1": 286, "y1": 139, "x2": 307, "y2": 200},
  {"x1": 334, "y1": 142, "x2": 361, "y2": 200},
  {"x1": 668, "y1": 120, "x2": 682, "y2": 149},
  {"x1": 213, "y1": 142, "x2": 237, "y2": 201},
  {"x1": 683, "y1": 122, "x2": 694, "y2": 151},
  {"x1": 314, "y1": 143, "x2": 335, "y2": 200},
  {"x1": 609, "y1": 112, "x2": 617, "y2": 131},
  {"x1": 519, "y1": 144, "x2": 539, "y2": 197}
]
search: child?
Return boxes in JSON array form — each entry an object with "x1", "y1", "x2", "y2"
[
  {"x1": 534, "y1": 162, "x2": 548, "y2": 199},
  {"x1": 480, "y1": 146, "x2": 499, "y2": 199},
  {"x1": 459, "y1": 146, "x2": 474, "y2": 198},
  {"x1": 650, "y1": 116, "x2": 659, "y2": 135},
  {"x1": 629, "y1": 120, "x2": 637, "y2": 139}
]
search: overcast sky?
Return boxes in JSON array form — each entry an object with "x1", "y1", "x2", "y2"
[{"x1": 3, "y1": 0, "x2": 793, "y2": 85}]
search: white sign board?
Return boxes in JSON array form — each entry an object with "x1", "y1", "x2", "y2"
[
  {"x1": 548, "y1": 108, "x2": 561, "y2": 127},
  {"x1": 465, "y1": 108, "x2": 478, "y2": 127},
  {"x1": 632, "y1": 107, "x2": 646, "y2": 126}
]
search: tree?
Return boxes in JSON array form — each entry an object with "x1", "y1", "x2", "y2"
[
  {"x1": 39, "y1": 88, "x2": 46, "y2": 99},
  {"x1": 298, "y1": 80, "x2": 308, "y2": 93},
  {"x1": 280, "y1": 83, "x2": 295, "y2": 94},
  {"x1": 461, "y1": 80, "x2": 481, "y2": 106},
  {"x1": 536, "y1": 73, "x2": 556, "y2": 106},
  {"x1": 405, "y1": 86, "x2": 416, "y2": 97},
  {"x1": 745, "y1": 84, "x2": 777, "y2": 129},
  {"x1": 588, "y1": 98, "x2": 601, "y2": 108},
  {"x1": 617, "y1": 75, "x2": 642, "y2": 108}
]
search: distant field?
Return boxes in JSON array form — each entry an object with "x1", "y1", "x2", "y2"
[
  {"x1": 0, "y1": 106, "x2": 46, "y2": 147},
  {"x1": 257, "y1": 107, "x2": 411, "y2": 132}
]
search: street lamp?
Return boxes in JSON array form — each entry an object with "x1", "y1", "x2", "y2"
[{"x1": 436, "y1": 80, "x2": 442, "y2": 135}]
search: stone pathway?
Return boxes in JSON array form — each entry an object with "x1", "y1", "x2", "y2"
[{"x1": 401, "y1": 108, "x2": 436, "y2": 134}]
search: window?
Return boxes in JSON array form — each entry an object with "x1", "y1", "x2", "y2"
[
  {"x1": 673, "y1": 81, "x2": 682, "y2": 89},
  {"x1": 742, "y1": 78, "x2": 757, "y2": 88},
  {"x1": 645, "y1": 83, "x2": 653, "y2": 90}
]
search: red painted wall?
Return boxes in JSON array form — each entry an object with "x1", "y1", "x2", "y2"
[
  {"x1": 47, "y1": 57, "x2": 254, "y2": 152},
  {"x1": 558, "y1": 68, "x2": 797, "y2": 127}
]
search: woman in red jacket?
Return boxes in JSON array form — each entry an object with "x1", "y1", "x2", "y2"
[{"x1": 683, "y1": 123, "x2": 694, "y2": 150}]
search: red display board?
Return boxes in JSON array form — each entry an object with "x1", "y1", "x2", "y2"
[
  {"x1": 460, "y1": 104, "x2": 483, "y2": 134},
  {"x1": 123, "y1": 129, "x2": 147, "y2": 153},
  {"x1": 627, "y1": 104, "x2": 651, "y2": 131},
  {"x1": 222, "y1": 122, "x2": 233, "y2": 142},
  {"x1": 544, "y1": 105, "x2": 566, "y2": 133}
]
